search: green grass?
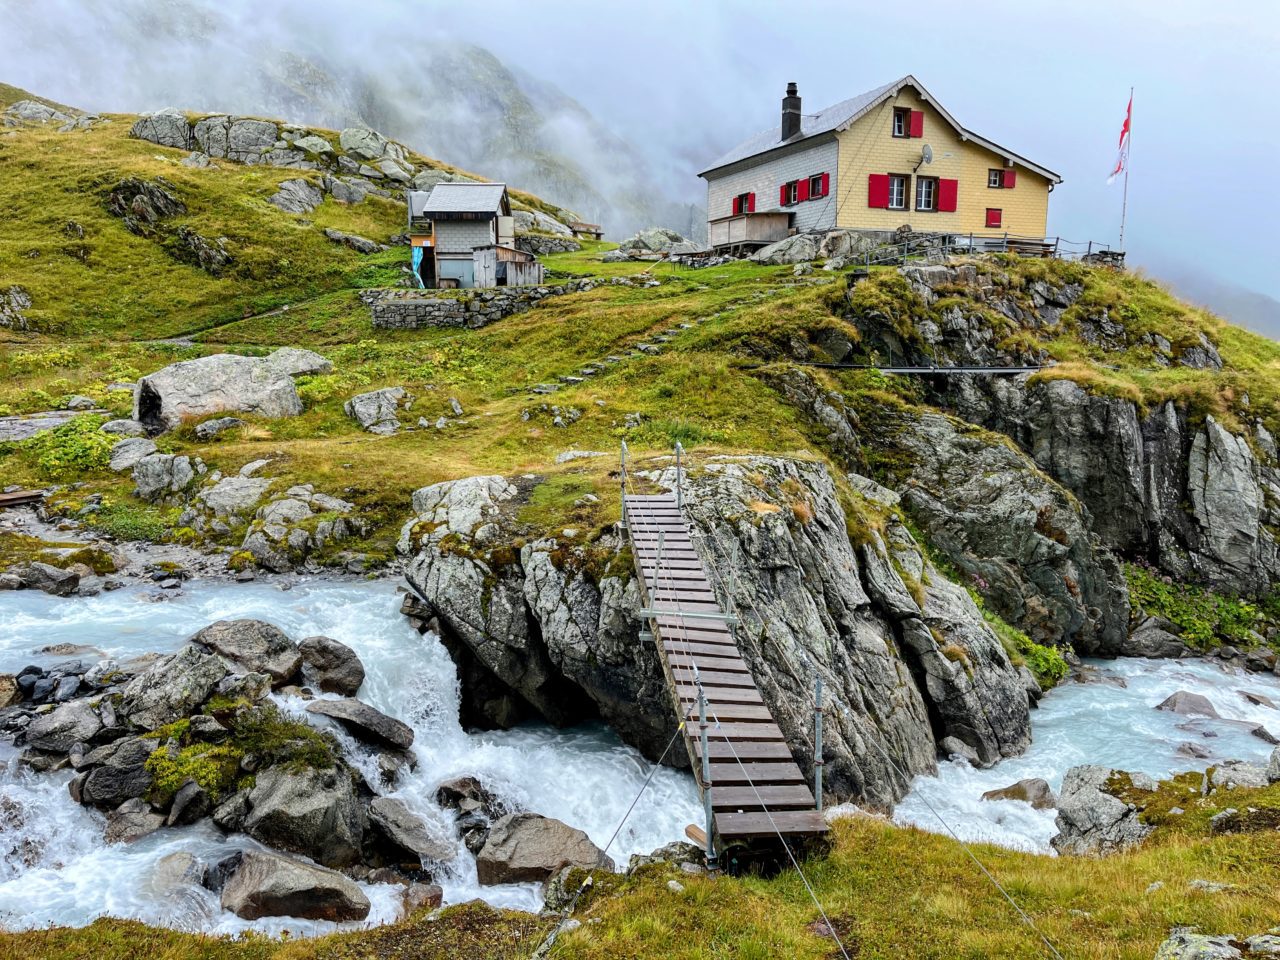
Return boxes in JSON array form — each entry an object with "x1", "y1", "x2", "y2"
[{"x1": 1124, "y1": 561, "x2": 1276, "y2": 651}]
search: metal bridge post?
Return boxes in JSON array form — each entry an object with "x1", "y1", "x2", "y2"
[
  {"x1": 699, "y1": 685, "x2": 715, "y2": 865},
  {"x1": 813, "y1": 675, "x2": 824, "y2": 812},
  {"x1": 675, "y1": 441, "x2": 684, "y2": 511},
  {"x1": 651, "y1": 530, "x2": 664, "y2": 600},
  {"x1": 619, "y1": 441, "x2": 629, "y2": 532}
]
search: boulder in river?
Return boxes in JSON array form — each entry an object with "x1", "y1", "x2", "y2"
[
  {"x1": 980, "y1": 777, "x2": 1056, "y2": 810},
  {"x1": 367, "y1": 796, "x2": 456, "y2": 865},
  {"x1": 23, "y1": 698, "x2": 102, "y2": 752},
  {"x1": 1050, "y1": 765, "x2": 1153, "y2": 855},
  {"x1": 218, "y1": 849, "x2": 371, "y2": 921},
  {"x1": 304, "y1": 697, "x2": 414, "y2": 750},
  {"x1": 133, "y1": 347, "x2": 331, "y2": 433},
  {"x1": 189, "y1": 619, "x2": 301, "y2": 686},
  {"x1": 118, "y1": 644, "x2": 228, "y2": 731},
  {"x1": 104, "y1": 798, "x2": 166, "y2": 844},
  {"x1": 1156, "y1": 691, "x2": 1220, "y2": 718},
  {"x1": 16, "y1": 562, "x2": 80, "y2": 597},
  {"x1": 243, "y1": 765, "x2": 364, "y2": 868},
  {"x1": 80, "y1": 736, "x2": 154, "y2": 808},
  {"x1": 299, "y1": 635, "x2": 365, "y2": 695},
  {"x1": 475, "y1": 812, "x2": 614, "y2": 885}
]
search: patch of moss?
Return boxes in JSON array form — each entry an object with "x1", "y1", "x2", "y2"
[{"x1": 1125, "y1": 561, "x2": 1274, "y2": 650}]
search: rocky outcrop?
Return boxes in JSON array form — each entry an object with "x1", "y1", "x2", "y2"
[
  {"x1": 304, "y1": 698, "x2": 414, "y2": 750},
  {"x1": 857, "y1": 262, "x2": 1280, "y2": 596},
  {"x1": 475, "y1": 812, "x2": 613, "y2": 885},
  {"x1": 118, "y1": 645, "x2": 229, "y2": 731},
  {"x1": 606, "y1": 228, "x2": 699, "y2": 259},
  {"x1": 748, "y1": 229, "x2": 883, "y2": 266},
  {"x1": 367, "y1": 797, "x2": 455, "y2": 864},
  {"x1": 865, "y1": 406, "x2": 1128, "y2": 654},
  {"x1": 133, "y1": 347, "x2": 331, "y2": 432},
  {"x1": 1051, "y1": 765, "x2": 1153, "y2": 855},
  {"x1": 1153, "y1": 930, "x2": 1280, "y2": 960},
  {"x1": 218, "y1": 849, "x2": 371, "y2": 921},
  {"x1": 133, "y1": 453, "x2": 206, "y2": 502},
  {"x1": 401, "y1": 456, "x2": 1031, "y2": 805}
]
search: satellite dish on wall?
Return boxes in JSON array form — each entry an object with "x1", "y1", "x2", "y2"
[{"x1": 921, "y1": 144, "x2": 934, "y2": 164}]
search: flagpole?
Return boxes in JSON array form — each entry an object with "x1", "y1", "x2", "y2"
[{"x1": 1119, "y1": 87, "x2": 1132, "y2": 250}]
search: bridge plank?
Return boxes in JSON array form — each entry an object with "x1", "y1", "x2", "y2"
[
  {"x1": 692, "y1": 740, "x2": 794, "y2": 760},
  {"x1": 711, "y1": 785, "x2": 817, "y2": 811},
  {"x1": 706, "y1": 761, "x2": 805, "y2": 785},
  {"x1": 715, "y1": 810, "x2": 829, "y2": 838}
]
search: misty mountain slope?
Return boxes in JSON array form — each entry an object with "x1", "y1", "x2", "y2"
[
  {"x1": 0, "y1": 90, "x2": 574, "y2": 339},
  {"x1": 4, "y1": 0, "x2": 698, "y2": 237}
]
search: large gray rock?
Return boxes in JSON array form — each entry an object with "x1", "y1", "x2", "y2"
[
  {"x1": 475, "y1": 812, "x2": 613, "y2": 885},
  {"x1": 304, "y1": 698, "x2": 414, "y2": 750},
  {"x1": 243, "y1": 766, "x2": 364, "y2": 868},
  {"x1": 1269, "y1": 746, "x2": 1280, "y2": 784},
  {"x1": 344, "y1": 387, "x2": 406, "y2": 435},
  {"x1": 1153, "y1": 931, "x2": 1246, "y2": 960},
  {"x1": 1188, "y1": 416, "x2": 1268, "y2": 584},
  {"x1": 104, "y1": 798, "x2": 165, "y2": 844},
  {"x1": 189, "y1": 620, "x2": 301, "y2": 685},
  {"x1": 132, "y1": 453, "x2": 203, "y2": 502},
  {"x1": 1157, "y1": 691, "x2": 1220, "y2": 718},
  {"x1": 614, "y1": 227, "x2": 698, "y2": 255},
  {"x1": 196, "y1": 475, "x2": 272, "y2": 518},
  {"x1": 981, "y1": 777, "x2": 1056, "y2": 810},
  {"x1": 367, "y1": 796, "x2": 456, "y2": 864},
  {"x1": 130, "y1": 109, "x2": 192, "y2": 150},
  {"x1": 109, "y1": 437, "x2": 156, "y2": 472},
  {"x1": 339, "y1": 127, "x2": 396, "y2": 162},
  {"x1": 24, "y1": 699, "x2": 102, "y2": 752},
  {"x1": 118, "y1": 645, "x2": 228, "y2": 731},
  {"x1": 1051, "y1": 765, "x2": 1153, "y2": 855},
  {"x1": 298, "y1": 635, "x2": 365, "y2": 695},
  {"x1": 267, "y1": 178, "x2": 325, "y2": 214},
  {"x1": 219, "y1": 849, "x2": 370, "y2": 921},
  {"x1": 80, "y1": 737, "x2": 154, "y2": 808},
  {"x1": 134, "y1": 347, "x2": 330, "y2": 432},
  {"x1": 512, "y1": 210, "x2": 573, "y2": 236},
  {"x1": 16, "y1": 562, "x2": 80, "y2": 597}
]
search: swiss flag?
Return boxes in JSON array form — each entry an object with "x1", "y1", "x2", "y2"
[{"x1": 1107, "y1": 93, "x2": 1132, "y2": 184}]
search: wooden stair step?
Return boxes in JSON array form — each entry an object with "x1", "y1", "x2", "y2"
[
  {"x1": 714, "y1": 809, "x2": 829, "y2": 839},
  {"x1": 671, "y1": 668, "x2": 756, "y2": 689},
  {"x1": 674, "y1": 684, "x2": 764, "y2": 705},
  {"x1": 692, "y1": 739, "x2": 794, "y2": 760},
  {"x1": 710, "y1": 785, "x2": 817, "y2": 811},
  {"x1": 706, "y1": 761, "x2": 805, "y2": 785}
]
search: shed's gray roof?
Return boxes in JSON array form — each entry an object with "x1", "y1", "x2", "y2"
[
  {"x1": 416, "y1": 182, "x2": 508, "y2": 216},
  {"x1": 698, "y1": 75, "x2": 1061, "y2": 183}
]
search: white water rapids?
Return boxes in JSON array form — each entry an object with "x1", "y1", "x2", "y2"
[
  {"x1": 1, "y1": 579, "x2": 1278, "y2": 936},
  {"x1": 0, "y1": 579, "x2": 701, "y2": 935},
  {"x1": 895, "y1": 656, "x2": 1280, "y2": 852}
]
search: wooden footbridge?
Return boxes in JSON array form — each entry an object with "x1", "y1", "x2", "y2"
[{"x1": 621, "y1": 445, "x2": 827, "y2": 868}]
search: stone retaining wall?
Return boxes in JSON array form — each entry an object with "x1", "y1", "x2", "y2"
[{"x1": 364, "y1": 276, "x2": 654, "y2": 330}]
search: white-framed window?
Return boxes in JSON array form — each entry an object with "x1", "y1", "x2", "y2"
[
  {"x1": 783, "y1": 181, "x2": 798, "y2": 205},
  {"x1": 916, "y1": 177, "x2": 937, "y2": 211},
  {"x1": 888, "y1": 175, "x2": 907, "y2": 210},
  {"x1": 988, "y1": 169, "x2": 1003, "y2": 188},
  {"x1": 808, "y1": 173, "x2": 824, "y2": 198},
  {"x1": 892, "y1": 107, "x2": 909, "y2": 138}
]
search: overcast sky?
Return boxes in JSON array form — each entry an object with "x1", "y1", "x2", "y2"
[{"x1": 5, "y1": 0, "x2": 1278, "y2": 304}]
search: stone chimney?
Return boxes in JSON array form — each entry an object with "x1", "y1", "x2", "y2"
[{"x1": 782, "y1": 82, "x2": 802, "y2": 141}]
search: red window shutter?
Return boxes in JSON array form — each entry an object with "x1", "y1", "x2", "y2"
[
  {"x1": 820, "y1": 172, "x2": 830, "y2": 197},
  {"x1": 1003, "y1": 169, "x2": 1016, "y2": 189},
  {"x1": 779, "y1": 184, "x2": 789, "y2": 206},
  {"x1": 909, "y1": 110, "x2": 924, "y2": 137},
  {"x1": 937, "y1": 178, "x2": 958, "y2": 212},
  {"x1": 868, "y1": 173, "x2": 890, "y2": 208},
  {"x1": 732, "y1": 196, "x2": 741, "y2": 216},
  {"x1": 797, "y1": 178, "x2": 810, "y2": 202},
  {"x1": 747, "y1": 192, "x2": 756, "y2": 213},
  {"x1": 986, "y1": 208, "x2": 1002, "y2": 228}
]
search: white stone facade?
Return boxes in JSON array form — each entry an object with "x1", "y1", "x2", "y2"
[{"x1": 705, "y1": 138, "x2": 839, "y2": 234}]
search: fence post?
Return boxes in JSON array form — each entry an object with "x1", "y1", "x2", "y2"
[
  {"x1": 619, "y1": 441, "x2": 629, "y2": 532},
  {"x1": 699, "y1": 685, "x2": 715, "y2": 865},
  {"x1": 675, "y1": 441, "x2": 684, "y2": 511},
  {"x1": 813, "y1": 674, "x2": 824, "y2": 812},
  {"x1": 1087, "y1": 240, "x2": 1093, "y2": 256}
]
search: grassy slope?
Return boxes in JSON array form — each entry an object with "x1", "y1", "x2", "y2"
[{"x1": 5, "y1": 805, "x2": 1280, "y2": 960}]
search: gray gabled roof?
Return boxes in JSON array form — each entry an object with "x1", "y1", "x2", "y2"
[
  {"x1": 415, "y1": 182, "x2": 509, "y2": 216},
  {"x1": 698, "y1": 75, "x2": 1061, "y2": 183}
]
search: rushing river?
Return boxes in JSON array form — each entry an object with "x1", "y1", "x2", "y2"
[
  {"x1": 0, "y1": 579, "x2": 702, "y2": 935},
  {"x1": 895, "y1": 656, "x2": 1280, "y2": 852},
  {"x1": 3, "y1": 579, "x2": 1279, "y2": 935}
]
